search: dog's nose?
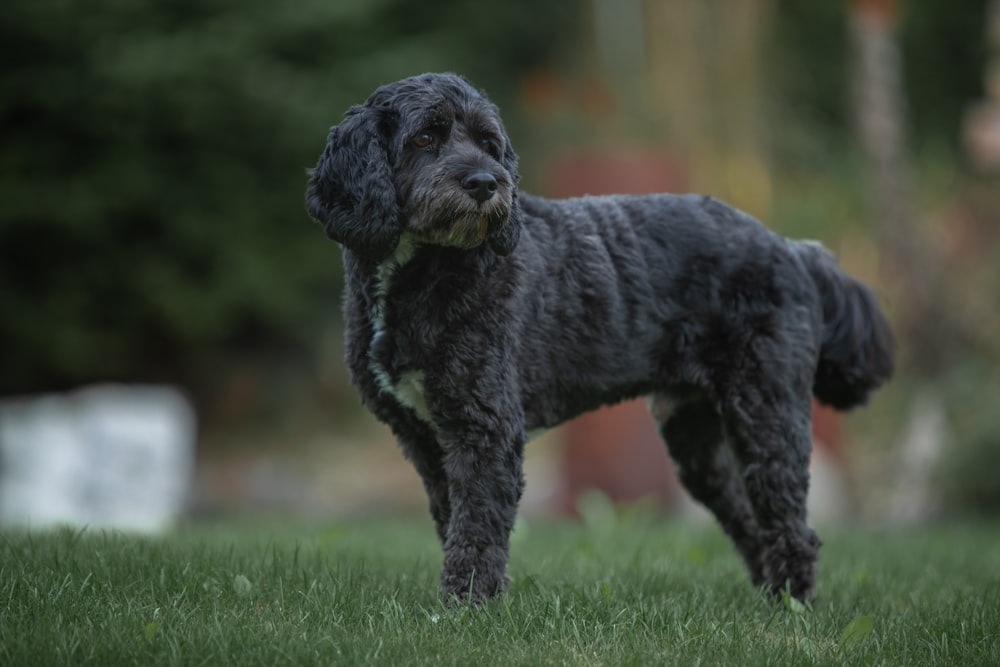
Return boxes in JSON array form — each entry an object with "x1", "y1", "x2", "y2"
[{"x1": 462, "y1": 173, "x2": 498, "y2": 203}]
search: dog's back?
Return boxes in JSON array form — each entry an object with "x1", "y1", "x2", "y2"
[{"x1": 514, "y1": 192, "x2": 893, "y2": 420}]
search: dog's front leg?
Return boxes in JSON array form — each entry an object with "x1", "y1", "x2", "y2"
[
  {"x1": 394, "y1": 429, "x2": 452, "y2": 544},
  {"x1": 437, "y1": 416, "x2": 525, "y2": 603}
]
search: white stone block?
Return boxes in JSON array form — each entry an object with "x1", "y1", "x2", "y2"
[{"x1": 0, "y1": 385, "x2": 195, "y2": 532}]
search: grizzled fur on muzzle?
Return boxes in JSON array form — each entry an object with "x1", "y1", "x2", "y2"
[{"x1": 305, "y1": 73, "x2": 521, "y2": 262}]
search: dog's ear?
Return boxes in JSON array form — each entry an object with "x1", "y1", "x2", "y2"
[
  {"x1": 488, "y1": 195, "x2": 522, "y2": 256},
  {"x1": 305, "y1": 105, "x2": 401, "y2": 263},
  {"x1": 488, "y1": 141, "x2": 522, "y2": 256}
]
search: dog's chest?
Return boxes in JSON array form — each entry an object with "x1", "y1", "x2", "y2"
[{"x1": 365, "y1": 240, "x2": 436, "y2": 427}]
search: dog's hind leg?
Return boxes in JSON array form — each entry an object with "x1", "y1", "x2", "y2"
[
  {"x1": 655, "y1": 395, "x2": 766, "y2": 586},
  {"x1": 722, "y1": 387, "x2": 819, "y2": 602}
]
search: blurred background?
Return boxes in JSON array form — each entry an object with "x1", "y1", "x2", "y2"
[{"x1": 1, "y1": 0, "x2": 998, "y2": 530}]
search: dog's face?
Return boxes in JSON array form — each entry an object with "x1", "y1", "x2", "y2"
[{"x1": 305, "y1": 73, "x2": 522, "y2": 263}]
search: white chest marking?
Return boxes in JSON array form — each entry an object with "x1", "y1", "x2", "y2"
[
  {"x1": 367, "y1": 237, "x2": 437, "y2": 428},
  {"x1": 371, "y1": 236, "x2": 416, "y2": 334},
  {"x1": 393, "y1": 370, "x2": 434, "y2": 425}
]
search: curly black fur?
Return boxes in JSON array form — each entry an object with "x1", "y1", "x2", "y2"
[{"x1": 305, "y1": 73, "x2": 894, "y2": 603}]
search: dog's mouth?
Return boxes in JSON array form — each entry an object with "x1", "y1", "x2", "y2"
[
  {"x1": 446, "y1": 217, "x2": 490, "y2": 247},
  {"x1": 429, "y1": 207, "x2": 509, "y2": 249},
  {"x1": 406, "y1": 188, "x2": 511, "y2": 250}
]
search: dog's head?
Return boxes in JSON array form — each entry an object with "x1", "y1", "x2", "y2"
[{"x1": 305, "y1": 73, "x2": 522, "y2": 263}]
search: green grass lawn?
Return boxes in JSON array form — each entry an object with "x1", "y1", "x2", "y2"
[{"x1": 2, "y1": 508, "x2": 998, "y2": 666}]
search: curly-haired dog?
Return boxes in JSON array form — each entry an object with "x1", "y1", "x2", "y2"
[{"x1": 305, "y1": 73, "x2": 893, "y2": 603}]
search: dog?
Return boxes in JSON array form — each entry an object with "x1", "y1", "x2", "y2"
[{"x1": 305, "y1": 73, "x2": 893, "y2": 603}]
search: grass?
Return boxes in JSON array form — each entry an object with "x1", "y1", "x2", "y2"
[{"x1": 1, "y1": 506, "x2": 998, "y2": 666}]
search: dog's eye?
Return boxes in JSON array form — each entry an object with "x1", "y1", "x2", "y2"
[
  {"x1": 479, "y1": 138, "x2": 500, "y2": 159},
  {"x1": 413, "y1": 133, "x2": 435, "y2": 149}
]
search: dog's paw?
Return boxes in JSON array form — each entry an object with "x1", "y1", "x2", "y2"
[
  {"x1": 441, "y1": 567, "x2": 510, "y2": 603},
  {"x1": 761, "y1": 528, "x2": 820, "y2": 603},
  {"x1": 441, "y1": 573, "x2": 511, "y2": 606},
  {"x1": 441, "y1": 544, "x2": 510, "y2": 603}
]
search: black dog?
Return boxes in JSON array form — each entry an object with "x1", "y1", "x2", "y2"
[{"x1": 305, "y1": 73, "x2": 893, "y2": 603}]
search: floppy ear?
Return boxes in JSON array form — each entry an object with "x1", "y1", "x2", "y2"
[
  {"x1": 305, "y1": 105, "x2": 401, "y2": 263},
  {"x1": 488, "y1": 195, "x2": 522, "y2": 256},
  {"x1": 488, "y1": 141, "x2": 523, "y2": 256}
]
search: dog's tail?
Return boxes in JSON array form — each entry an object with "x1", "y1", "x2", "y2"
[{"x1": 799, "y1": 242, "x2": 894, "y2": 410}]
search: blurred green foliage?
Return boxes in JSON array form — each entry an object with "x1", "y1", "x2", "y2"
[
  {"x1": 770, "y1": 0, "x2": 988, "y2": 164},
  {"x1": 933, "y1": 365, "x2": 1000, "y2": 516},
  {"x1": 0, "y1": 0, "x2": 570, "y2": 396}
]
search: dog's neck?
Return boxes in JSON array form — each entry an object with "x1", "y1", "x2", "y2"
[
  {"x1": 366, "y1": 233, "x2": 416, "y2": 397},
  {"x1": 372, "y1": 234, "x2": 418, "y2": 330}
]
